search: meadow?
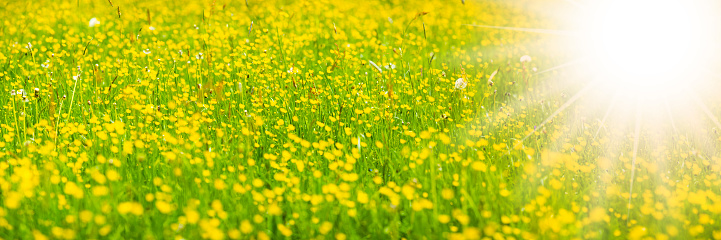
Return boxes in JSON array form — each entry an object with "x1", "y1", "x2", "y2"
[{"x1": 2, "y1": 0, "x2": 721, "y2": 239}]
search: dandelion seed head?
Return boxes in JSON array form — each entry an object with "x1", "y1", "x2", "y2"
[
  {"x1": 454, "y1": 78, "x2": 467, "y2": 90},
  {"x1": 520, "y1": 55, "x2": 532, "y2": 63}
]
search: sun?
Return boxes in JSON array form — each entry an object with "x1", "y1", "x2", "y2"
[{"x1": 582, "y1": 0, "x2": 713, "y2": 97}]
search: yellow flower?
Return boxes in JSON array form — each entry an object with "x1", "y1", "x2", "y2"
[
  {"x1": 156, "y1": 201, "x2": 173, "y2": 214},
  {"x1": 92, "y1": 186, "x2": 109, "y2": 196},
  {"x1": 214, "y1": 179, "x2": 227, "y2": 190},
  {"x1": 420, "y1": 131, "x2": 431, "y2": 139},
  {"x1": 118, "y1": 202, "x2": 143, "y2": 216},
  {"x1": 441, "y1": 189, "x2": 455, "y2": 200},
  {"x1": 63, "y1": 182, "x2": 84, "y2": 199},
  {"x1": 471, "y1": 161, "x2": 487, "y2": 172},
  {"x1": 336, "y1": 233, "x2": 347, "y2": 240},
  {"x1": 438, "y1": 214, "x2": 451, "y2": 224},
  {"x1": 549, "y1": 179, "x2": 563, "y2": 190},
  {"x1": 79, "y1": 210, "x2": 93, "y2": 223},
  {"x1": 357, "y1": 191, "x2": 369, "y2": 204},
  {"x1": 277, "y1": 224, "x2": 292, "y2": 237},
  {"x1": 267, "y1": 204, "x2": 282, "y2": 216},
  {"x1": 629, "y1": 226, "x2": 647, "y2": 240},
  {"x1": 186, "y1": 210, "x2": 200, "y2": 224},
  {"x1": 32, "y1": 230, "x2": 48, "y2": 240},
  {"x1": 228, "y1": 229, "x2": 241, "y2": 239},
  {"x1": 106, "y1": 170, "x2": 120, "y2": 181},
  {"x1": 499, "y1": 189, "x2": 511, "y2": 197},
  {"x1": 319, "y1": 221, "x2": 334, "y2": 234},
  {"x1": 4, "y1": 191, "x2": 22, "y2": 209},
  {"x1": 453, "y1": 209, "x2": 470, "y2": 225},
  {"x1": 588, "y1": 207, "x2": 607, "y2": 223},
  {"x1": 401, "y1": 185, "x2": 415, "y2": 200},
  {"x1": 240, "y1": 220, "x2": 253, "y2": 234}
]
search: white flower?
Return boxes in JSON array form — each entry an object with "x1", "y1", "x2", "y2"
[
  {"x1": 454, "y1": 78, "x2": 467, "y2": 90},
  {"x1": 89, "y1": 18, "x2": 100, "y2": 27},
  {"x1": 149, "y1": 26, "x2": 156, "y2": 31},
  {"x1": 384, "y1": 63, "x2": 396, "y2": 70},
  {"x1": 72, "y1": 75, "x2": 78, "y2": 81},
  {"x1": 520, "y1": 55, "x2": 532, "y2": 63},
  {"x1": 532, "y1": 67, "x2": 537, "y2": 72},
  {"x1": 143, "y1": 49, "x2": 151, "y2": 55}
]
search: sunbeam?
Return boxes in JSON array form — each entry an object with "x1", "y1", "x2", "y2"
[
  {"x1": 534, "y1": 57, "x2": 588, "y2": 75},
  {"x1": 463, "y1": 24, "x2": 576, "y2": 36},
  {"x1": 627, "y1": 97, "x2": 643, "y2": 224},
  {"x1": 594, "y1": 90, "x2": 620, "y2": 138},
  {"x1": 663, "y1": 99, "x2": 679, "y2": 134},
  {"x1": 516, "y1": 80, "x2": 597, "y2": 147},
  {"x1": 690, "y1": 91, "x2": 721, "y2": 131}
]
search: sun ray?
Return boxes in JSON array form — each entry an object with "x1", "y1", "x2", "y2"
[
  {"x1": 516, "y1": 80, "x2": 597, "y2": 147},
  {"x1": 627, "y1": 97, "x2": 643, "y2": 224},
  {"x1": 463, "y1": 24, "x2": 577, "y2": 36},
  {"x1": 663, "y1": 99, "x2": 678, "y2": 134},
  {"x1": 688, "y1": 90, "x2": 721, "y2": 131},
  {"x1": 594, "y1": 90, "x2": 620, "y2": 138},
  {"x1": 535, "y1": 57, "x2": 588, "y2": 75}
]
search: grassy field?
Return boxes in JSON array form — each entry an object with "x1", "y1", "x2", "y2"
[{"x1": 1, "y1": 0, "x2": 721, "y2": 239}]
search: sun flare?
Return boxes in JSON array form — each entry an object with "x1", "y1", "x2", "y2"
[{"x1": 581, "y1": 0, "x2": 717, "y2": 96}]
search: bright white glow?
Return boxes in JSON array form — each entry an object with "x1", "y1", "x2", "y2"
[{"x1": 583, "y1": 0, "x2": 711, "y2": 96}]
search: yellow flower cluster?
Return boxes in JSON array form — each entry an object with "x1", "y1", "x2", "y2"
[{"x1": 1, "y1": 0, "x2": 718, "y2": 239}]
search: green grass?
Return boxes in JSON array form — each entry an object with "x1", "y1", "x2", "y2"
[{"x1": 1, "y1": 0, "x2": 721, "y2": 239}]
